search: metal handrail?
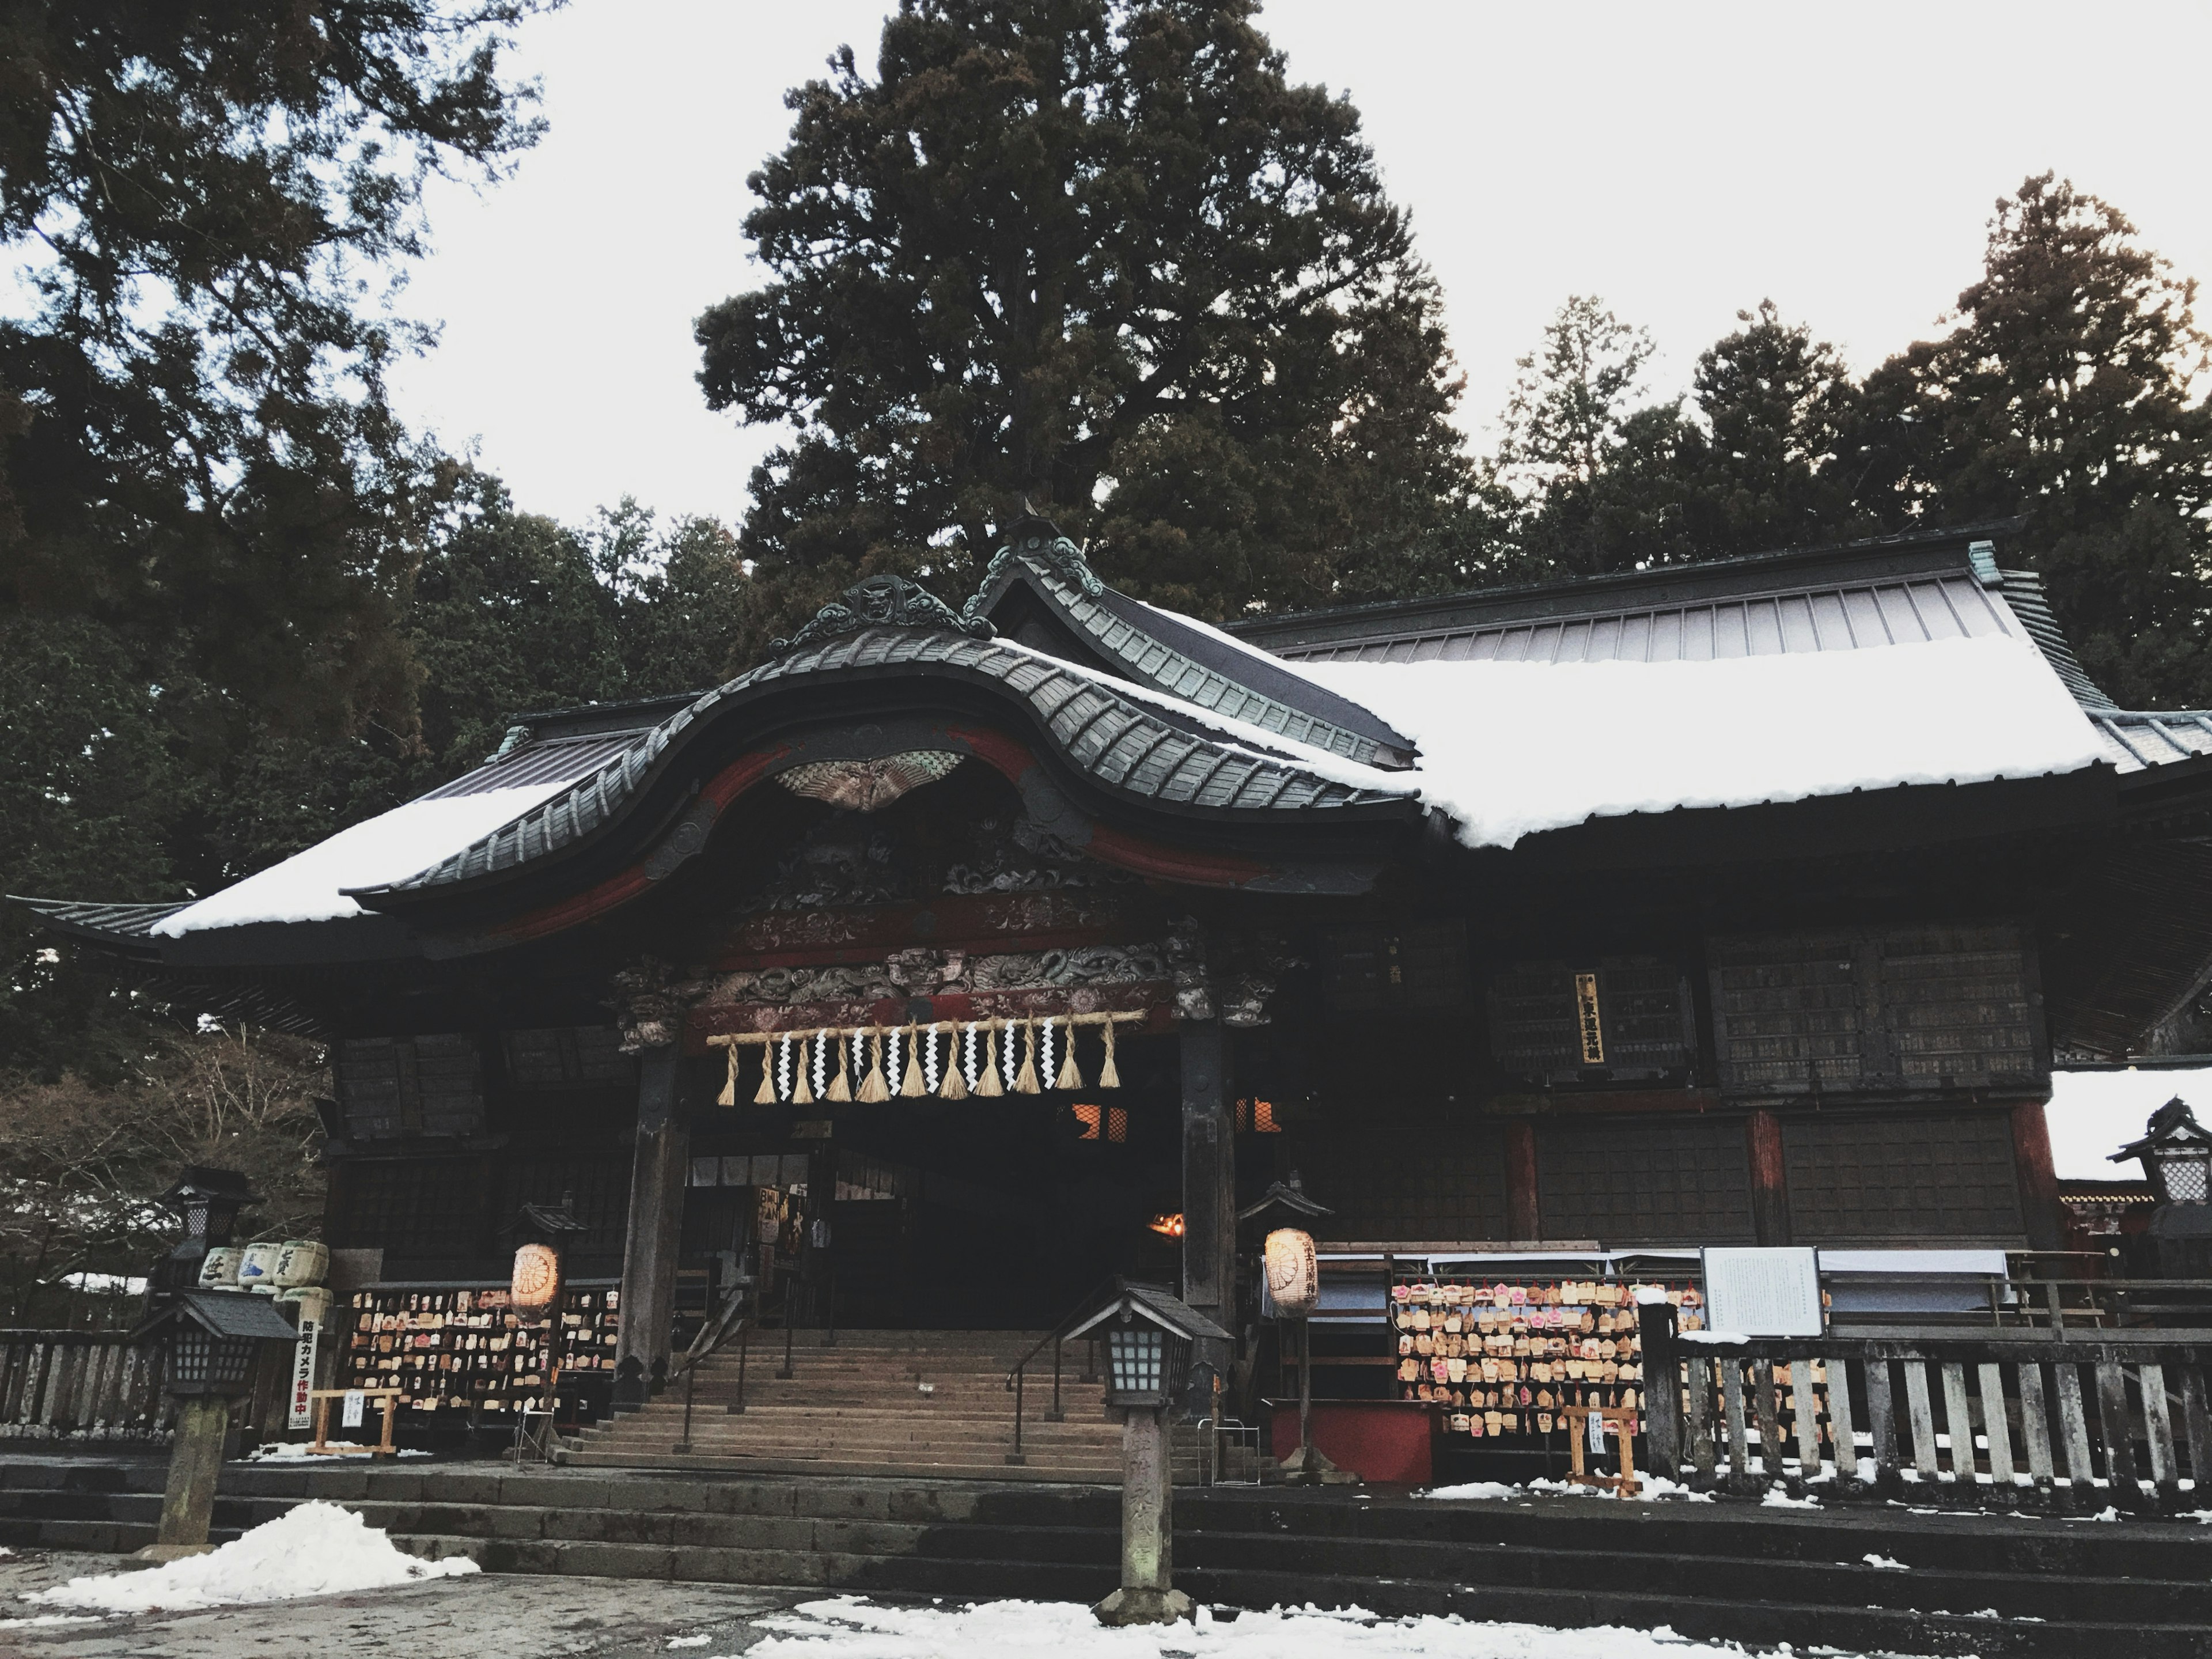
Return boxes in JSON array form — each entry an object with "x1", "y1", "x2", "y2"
[{"x1": 1003, "y1": 1273, "x2": 1124, "y2": 1467}]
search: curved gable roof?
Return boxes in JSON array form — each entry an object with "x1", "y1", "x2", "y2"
[
  {"x1": 361, "y1": 618, "x2": 1418, "y2": 904},
  {"x1": 969, "y1": 516, "x2": 1416, "y2": 767}
]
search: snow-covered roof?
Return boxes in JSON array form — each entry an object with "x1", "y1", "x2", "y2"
[
  {"x1": 23, "y1": 522, "x2": 2167, "y2": 941},
  {"x1": 1294, "y1": 631, "x2": 2104, "y2": 850},
  {"x1": 151, "y1": 783, "x2": 578, "y2": 935}
]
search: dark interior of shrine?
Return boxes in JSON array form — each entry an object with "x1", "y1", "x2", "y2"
[{"x1": 678, "y1": 1030, "x2": 1190, "y2": 1329}]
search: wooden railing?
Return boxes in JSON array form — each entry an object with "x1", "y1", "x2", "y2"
[
  {"x1": 1639, "y1": 1305, "x2": 2212, "y2": 1512},
  {"x1": 0, "y1": 1331, "x2": 168, "y2": 1441}
]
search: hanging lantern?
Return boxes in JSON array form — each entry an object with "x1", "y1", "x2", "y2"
[
  {"x1": 510, "y1": 1243, "x2": 562, "y2": 1315},
  {"x1": 1264, "y1": 1228, "x2": 1320, "y2": 1319}
]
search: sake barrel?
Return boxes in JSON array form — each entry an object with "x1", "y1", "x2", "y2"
[
  {"x1": 237, "y1": 1241, "x2": 283, "y2": 1291},
  {"x1": 196, "y1": 1246, "x2": 244, "y2": 1289},
  {"x1": 279, "y1": 1285, "x2": 333, "y2": 1324},
  {"x1": 271, "y1": 1239, "x2": 329, "y2": 1287},
  {"x1": 1263, "y1": 1227, "x2": 1320, "y2": 1319}
]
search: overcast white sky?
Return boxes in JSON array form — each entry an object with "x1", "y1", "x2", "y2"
[{"x1": 386, "y1": 1, "x2": 2212, "y2": 532}]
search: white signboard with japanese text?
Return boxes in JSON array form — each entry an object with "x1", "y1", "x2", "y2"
[
  {"x1": 286, "y1": 1315, "x2": 321, "y2": 1430},
  {"x1": 1701, "y1": 1247, "x2": 1823, "y2": 1338}
]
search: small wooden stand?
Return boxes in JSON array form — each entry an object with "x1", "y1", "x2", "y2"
[
  {"x1": 306, "y1": 1388, "x2": 401, "y2": 1458},
  {"x1": 1561, "y1": 1404, "x2": 1640, "y2": 1496}
]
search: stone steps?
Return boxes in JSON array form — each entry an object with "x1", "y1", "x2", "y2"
[
  {"x1": 7, "y1": 1457, "x2": 2212, "y2": 1655},
  {"x1": 571, "y1": 1327, "x2": 1127, "y2": 1481}
]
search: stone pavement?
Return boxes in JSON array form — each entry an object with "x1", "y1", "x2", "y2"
[{"x1": 0, "y1": 1551, "x2": 809, "y2": 1659}]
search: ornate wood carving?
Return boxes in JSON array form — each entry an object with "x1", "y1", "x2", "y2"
[{"x1": 770, "y1": 573, "x2": 993, "y2": 656}]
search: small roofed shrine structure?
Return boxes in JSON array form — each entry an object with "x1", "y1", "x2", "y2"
[{"x1": 21, "y1": 515, "x2": 2212, "y2": 1426}]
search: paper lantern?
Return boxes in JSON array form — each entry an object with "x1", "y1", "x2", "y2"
[
  {"x1": 1263, "y1": 1228, "x2": 1320, "y2": 1319},
  {"x1": 510, "y1": 1243, "x2": 562, "y2": 1314}
]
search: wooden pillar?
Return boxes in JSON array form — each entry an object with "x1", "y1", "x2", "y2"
[
  {"x1": 2010, "y1": 1100, "x2": 2065, "y2": 1252},
  {"x1": 1504, "y1": 1121, "x2": 1539, "y2": 1241},
  {"x1": 1180, "y1": 1021, "x2": 1234, "y2": 1395},
  {"x1": 615, "y1": 1046, "x2": 688, "y2": 1405},
  {"x1": 1747, "y1": 1109, "x2": 1789, "y2": 1245}
]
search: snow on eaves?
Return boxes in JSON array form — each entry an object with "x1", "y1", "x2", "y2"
[
  {"x1": 1292, "y1": 630, "x2": 2105, "y2": 850},
  {"x1": 150, "y1": 782, "x2": 574, "y2": 935}
]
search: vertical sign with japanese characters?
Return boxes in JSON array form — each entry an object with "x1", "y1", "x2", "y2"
[
  {"x1": 287, "y1": 1312, "x2": 321, "y2": 1429},
  {"x1": 1574, "y1": 972, "x2": 1605, "y2": 1064}
]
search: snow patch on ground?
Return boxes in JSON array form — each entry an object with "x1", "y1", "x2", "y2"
[
  {"x1": 1296, "y1": 632, "x2": 2103, "y2": 849},
  {"x1": 1422, "y1": 1476, "x2": 1712, "y2": 1505},
  {"x1": 243, "y1": 1441, "x2": 430, "y2": 1460},
  {"x1": 1762, "y1": 1486, "x2": 1821, "y2": 1509},
  {"x1": 748, "y1": 1595, "x2": 1835, "y2": 1657},
  {"x1": 152, "y1": 782, "x2": 574, "y2": 933},
  {"x1": 26, "y1": 1501, "x2": 477, "y2": 1612}
]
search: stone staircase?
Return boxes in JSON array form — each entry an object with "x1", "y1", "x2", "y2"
[{"x1": 565, "y1": 1328, "x2": 1147, "y2": 1482}]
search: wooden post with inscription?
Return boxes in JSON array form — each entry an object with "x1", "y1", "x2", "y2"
[
  {"x1": 615, "y1": 1045, "x2": 688, "y2": 1408},
  {"x1": 1179, "y1": 1018, "x2": 1234, "y2": 1410}
]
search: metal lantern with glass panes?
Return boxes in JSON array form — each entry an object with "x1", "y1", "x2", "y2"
[
  {"x1": 1069, "y1": 1282, "x2": 1225, "y2": 1410},
  {"x1": 2113, "y1": 1097, "x2": 2212, "y2": 1205},
  {"x1": 134, "y1": 1289, "x2": 300, "y2": 1396}
]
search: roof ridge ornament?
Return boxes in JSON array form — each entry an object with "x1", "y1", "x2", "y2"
[
  {"x1": 963, "y1": 516, "x2": 1104, "y2": 624},
  {"x1": 771, "y1": 573, "x2": 993, "y2": 657}
]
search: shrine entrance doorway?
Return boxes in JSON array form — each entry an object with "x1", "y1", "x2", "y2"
[{"x1": 676, "y1": 1029, "x2": 1185, "y2": 1331}]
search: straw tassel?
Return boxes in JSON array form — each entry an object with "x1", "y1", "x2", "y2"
[
  {"x1": 827, "y1": 1029, "x2": 853, "y2": 1102},
  {"x1": 718, "y1": 1043, "x2": 739, "y2": 1107},
  {"x1": 1052, "y1": 1018, "x2": 1083, "y2": 1090},
  {"x1": 753, "y1": 1041, "x2": 776, "y2": 1106},
  {"x1": 793, "y1": 1033, "x2": 815, "y2": 1105},
  {"x1": 1099, "y1": 1018, "x2": 1122, "y2": 1089},
  {"x1": 975, "y1": 1021, "x2": 1005, "y2": 1097},
  {"x1": 899, "y1": 1025, "x2": 927, "y2": 1097},
  {"x1": 1013, "y1": 1018, "x2": 1041, "y2": 1093},
  {"x1": 857, "y1": 1028, "x2": 891, "y2": 1102},
  {"x1": 938, "y1": 1025, "x2": 969, "y2": 1100}
]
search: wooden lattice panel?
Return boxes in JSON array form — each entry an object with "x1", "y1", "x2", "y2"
[
  {"x1": 1782, "y1": 1112, "x2": 2025, "y2": 1241},
  {"x1": 1535, "y1": 1118, "x2": 1755, "y2": 1244}
]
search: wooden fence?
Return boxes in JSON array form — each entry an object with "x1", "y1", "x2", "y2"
[
  {"x1": 1640, "y1": 1306, "x2": 2212, "y2": 1511},
  {"x1": 0, "y1": 1331, "x2": 168, "y2": 1441}
]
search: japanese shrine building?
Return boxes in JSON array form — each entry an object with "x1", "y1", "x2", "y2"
[{"x1": 22, "y1": 516, "x2": 2212, "y2": 1402}]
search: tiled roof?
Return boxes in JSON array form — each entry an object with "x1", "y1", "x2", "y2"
[
  {"x1": 365, "y1": 624, "x2": 1411, "y2": 897},
  {"x1": 419, "y1": 730, "x2": 654, "y2": 801},
  {"x1": 2090, "y1": 710, "x2": 2212, "y2": 772},
  {"x1": 1243, "y1": 543, "x2": 2022, "y2": 666},
  {"x1": 973, "y1": 518, "x2": 1415, "y2": 766},
  {"x1": 10, "y1": 897, "x2": 191, "y2": 941}
]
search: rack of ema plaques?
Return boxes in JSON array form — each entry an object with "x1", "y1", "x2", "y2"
[
  {"x1": 340, "y1": 1284, "x2": 619, "y2": 1435},
  {"x1": 1391, "y1": 1272, "x2": 1706, "y2": 1446}
]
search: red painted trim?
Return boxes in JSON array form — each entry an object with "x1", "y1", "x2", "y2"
[
  {"x1": 487, "y1": 747, "x2": 789, "y2": 944},
  {"x1": 1505, "y1": 1122, "x2": 1539, "y2": 1239},
  {"x1": 1747, "y1": 1109, "x2": 1789, "y2": 1246},
  {"x1": 945, "y1": 722, "x2": 1277, "y2": 888},
  {"x1": 700, "y1": 745, "x2": 791, "y2": 809},
  {"x1": 2010, "y1": 1099, "x2": 2065, "y2": 1252},
  {"x1": 945, "y1": 722, "x2": 1039, "y2": 783},
  {"x1": 491, "y1": 867, "x2": 653, "y2": 945},
  {"x1": 1085, "y1": 823, "x2": 1272, "y2": 888}
]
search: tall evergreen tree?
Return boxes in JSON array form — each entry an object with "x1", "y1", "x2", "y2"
[
  {"x1": 1858, "y1": 175, "x2": 2212, "y2": 707},
  {"x1": 1690, "y1": 301, "x2": 1866, "y2": 554},
  {"x1": 696, "y1": 0, "x2": 1476, "y2": 642},
  {"x1": 0, "y1": 1, "x2": 548, "y2": 741}
]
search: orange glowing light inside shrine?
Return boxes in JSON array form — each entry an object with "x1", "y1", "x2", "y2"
[{"x1": 1147, "y1": 1213, "x2": 1185, "y2": 1239}]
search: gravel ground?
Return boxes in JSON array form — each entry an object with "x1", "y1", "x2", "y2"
[{"x1": 0, "y1": 1550, "x2": 806, "y2": 1659}]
